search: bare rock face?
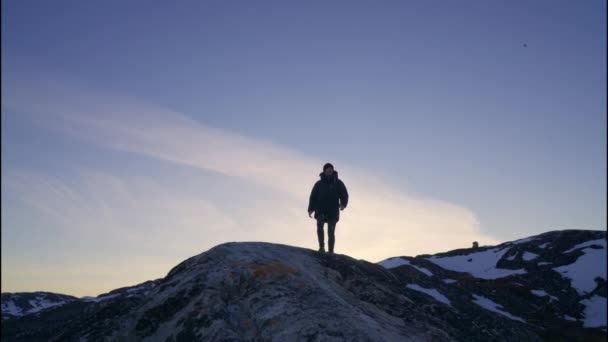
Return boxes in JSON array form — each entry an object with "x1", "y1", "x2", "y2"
[{"x1": 2, "y1": 230, "x2": 606, "y2": 341}]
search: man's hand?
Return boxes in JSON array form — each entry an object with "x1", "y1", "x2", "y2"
[
  {"x1": 339, "y1": 205, "x2": 345, "y2": 211},
  {"x1": 308, "y1": 210, "x2": 313, "y2": 218}
]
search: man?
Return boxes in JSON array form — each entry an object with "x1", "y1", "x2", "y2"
[{"x1": 308, "y1": 163, "x2": 349, "y2": 253}]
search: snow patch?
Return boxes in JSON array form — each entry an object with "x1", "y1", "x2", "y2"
[
  {"x1": 82, "y1": 294, "x2": 121, "y2": 303},
  {"x1": 1, "y1": 301, "x2": 23, "y2": 316},
  {"x1": 406, "y1": 284, "x2": 451, "y2": 306},
  {"x1": 537, "y1": 262, "x2": 552, "y2": 266},
  {"x1": 522, "y1": 252, "x2": 539, "y2": 261},
  {"x1": 580, "y1": 296, "x2": 607, "y2": 328},
  {"x1": 378, "y1": 258, "x2": 433, "y2": 276},
  {"x1": 427, "y1": 248, "x2": 527, "y2": 279},
  {"x1": 564, "y1": 239, "x2": 606, "y2": 254},
  {"x1": 553, "y1": 244, "x2": 607, "y2": 294},
  {"x1": 530, "y1": 289, "x2": 558, "y2": 301},
  {"x1": 2, "y1": 295, "x2": 72, "y2": 318},
  {"x1": 442, "y1": 279, "x2": 457, "y2": 284},
  {"x1": 472, "y1": 294, "x2": 526, "y2": 323},
  {"x1": 378, "y1": 257, "x2": 409, "y2": 269},
  {"x1": 563, "y1": 315, "x2": 577, "y2": 322},
  {"x1": 537, "y1": 242, "x2": 550, "y2": 249},
  {"x1": 27, "y1": 298, "x2": 66, "y2": 313}
]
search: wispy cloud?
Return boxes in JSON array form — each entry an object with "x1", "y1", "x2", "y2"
[{"x1": 2, "y1": 71, "x2": 499, "y2": 296}]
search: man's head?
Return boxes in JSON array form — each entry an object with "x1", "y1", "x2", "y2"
[{"x1": 323, "y1": 162, "x2": 334, "y2": 176}]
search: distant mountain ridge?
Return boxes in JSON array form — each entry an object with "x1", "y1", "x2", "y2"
[
  {"x1": 2, "y1": 229, "x2": 606, "y2": 341},
  {"x1": 1, "y1": 292, "x2": 78, "y2": 320}
]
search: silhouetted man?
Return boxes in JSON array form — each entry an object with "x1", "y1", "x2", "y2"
[{"x1": 308, "y1": 163, "x2": 349, "y2": 253}]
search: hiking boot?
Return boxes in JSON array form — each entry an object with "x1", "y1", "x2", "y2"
[
  {"x1": 318, "y1": 247, "x2": 325, "y2": 253},
  {"x1": 328, "y1": 250, "x2": 334, "y2": 254}
]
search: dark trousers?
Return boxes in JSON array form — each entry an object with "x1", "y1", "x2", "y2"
[{"x1": 316, "y1": 217, "x2": 337, "y2": 252}]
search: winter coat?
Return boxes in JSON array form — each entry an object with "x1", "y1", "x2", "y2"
[{"x1": 308, "y1": 171, "x2": 349, "y2": 222}]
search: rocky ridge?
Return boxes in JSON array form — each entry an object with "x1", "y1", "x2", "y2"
[{"x1": 1, "y1": 229, "x2": 605, "y2": 341}]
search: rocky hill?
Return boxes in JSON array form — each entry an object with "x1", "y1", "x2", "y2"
[
  {"x1": 378, "y1": 229, "x2": 606, "y2": 341},
  {"x1": 1, "y1": 229, "x2": 605, "y2": 341},
  {"x1": 1, "y1": 292, "x2": 78, "y2": 320}
]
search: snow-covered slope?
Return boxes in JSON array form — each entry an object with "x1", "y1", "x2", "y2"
[
  {"x1": 1, "y1": 292, "x2": 78, "y2": 320},
  {"x1": 379, "y1": 229, "x2": 607, "y2": 339},
  {"x1": 426, "y1": 247, "x2": 528, "y2": 279},
  {"x1": 1, "y1": 281, "x2": 160, "y2": 321}
]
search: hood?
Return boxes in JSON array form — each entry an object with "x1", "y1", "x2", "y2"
[{"x1": 319, "y1": 170, "x2": 339, "y2": 181}]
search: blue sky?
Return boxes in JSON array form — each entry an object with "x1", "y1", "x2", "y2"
[{"x1": 2, "y1": 0, "x2": 606, "y2": 296}]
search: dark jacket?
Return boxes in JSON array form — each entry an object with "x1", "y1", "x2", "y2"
[{"x1": 308, "y1": 171, "x2": 349, "y2": 222}]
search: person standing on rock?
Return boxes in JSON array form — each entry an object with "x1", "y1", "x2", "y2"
[{"x1": 308, "y1": 163, "x2": 349, "y2": 254}]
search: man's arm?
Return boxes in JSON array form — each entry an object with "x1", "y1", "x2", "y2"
[
  {"x1": 339, "y1": 180, "x2": 349, "y2": 209},
  {"x1": 308, "y1": 182, "x2": 319, "y2": 214}
]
